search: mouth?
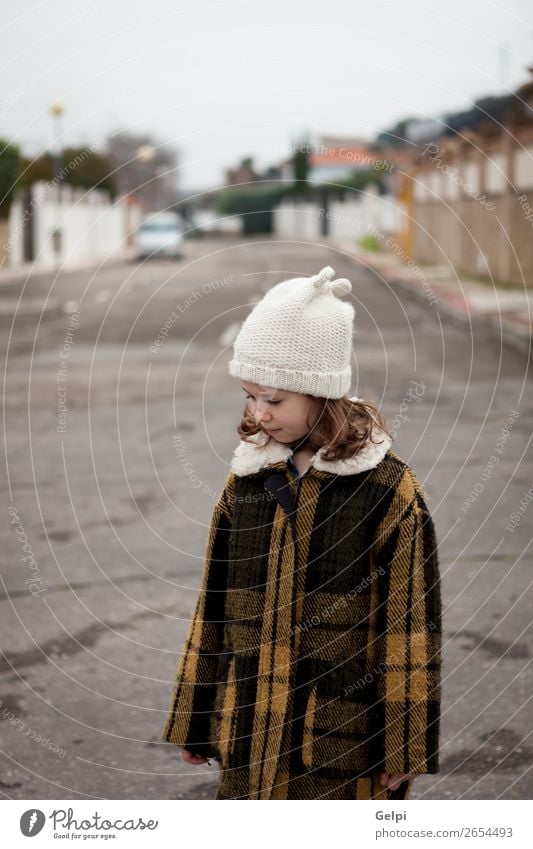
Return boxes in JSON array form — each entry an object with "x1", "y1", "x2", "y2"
[{"x1": 264, "y1": 428, "x2": 281, "y2": 434}]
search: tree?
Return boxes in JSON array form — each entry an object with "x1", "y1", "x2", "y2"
[
  {"x1": 60, "y1": 146, "x2": 116, "y2": 197},
  {"x1": 17, "y1": 146, "x2": 116, "y2": 198},
  {"x1": 106, "y1": 131, "x2": 179, "y2": 211},
  {"x1": 292, "y1": 143, "x2": 309, "y2": 195},
  {"x1": 216, "y1": 184, "x2": 292, "y2": 234}
]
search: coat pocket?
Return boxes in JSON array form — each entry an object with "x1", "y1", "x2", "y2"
[
  {"x1": 212, "y1": 655, "x2": 238, "y2": 769},
  {"x1": 301, "y1": 683, "x2": 318, "y2": 770},
  {"x1": 311, "y1": 669, "x2": 377, "y2": 777}
]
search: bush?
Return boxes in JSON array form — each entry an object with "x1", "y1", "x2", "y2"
[
  {"x1": 358, "y1": 234, "x2": 382, "y2": 252},
  {"x1": 216, "y1": 184, "x2": 292, "y2": 234}
]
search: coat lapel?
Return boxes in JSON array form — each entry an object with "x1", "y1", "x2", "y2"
[{"x1": 263, "y1": 471, "x2": 298, "y2": 536}]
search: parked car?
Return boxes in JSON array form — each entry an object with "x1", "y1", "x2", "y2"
[{"x1": 135, "y1": 212, "x2": 184, "y2": 259}]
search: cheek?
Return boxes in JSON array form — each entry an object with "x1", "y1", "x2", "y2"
[{"x1": 284, "y1": 406, "x2": 306, "y2": 425}]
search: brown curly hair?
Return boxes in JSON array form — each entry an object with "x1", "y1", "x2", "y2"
[{"x1": 237, "y1": 394, "x2": 394, "y2": 463}]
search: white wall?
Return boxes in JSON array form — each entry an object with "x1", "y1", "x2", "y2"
[
  {"x1": 514, "y1": 145, "x2": 533, "y2": 190},
  {"x1": 273, "y1": 201, "x2": 322, "y2": 240},
  {"x1": 7, "y1": 180, "x2": 136, "y2": 270},
  {"x1": 273, "y1": 189, "x2": 400, "y2": 242},
  {"x1": 485, "y1": 152, "x2": 508, "y2": 194},
  {"x1": 193, "y1": 208, "x2": 241, "y2": 233}
]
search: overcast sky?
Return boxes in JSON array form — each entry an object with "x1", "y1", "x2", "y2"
[{"x1": 2, "y1": 0, "x2": 532, "y2": 192}]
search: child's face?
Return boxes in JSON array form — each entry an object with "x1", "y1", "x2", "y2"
[{"x1": 240, "y1": 380, "x2": 321, "y2": 444}]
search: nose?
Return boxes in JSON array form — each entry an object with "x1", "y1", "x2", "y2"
[{"x1": 253, "y1": 401, "x2": 273, "y2": 424}]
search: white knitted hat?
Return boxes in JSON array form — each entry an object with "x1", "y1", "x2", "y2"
[{"x1": 228, "y1": 266, "x2": 355, "y2": 398}]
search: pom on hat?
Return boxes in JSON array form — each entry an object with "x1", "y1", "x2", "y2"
[
  {"x1": 330, "y1": 278, "x2": 352, "y2": 296},
  {"x1": 312, "y1": 266, "x2": 352, "y2": 297},
  {"x1": 311, "y1": 266, "x2": 336, "y2": 288}
]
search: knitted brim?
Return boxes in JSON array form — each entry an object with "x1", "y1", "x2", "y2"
[{"x1": 228, "y1": 359, "x2": 351, "y2": 399}]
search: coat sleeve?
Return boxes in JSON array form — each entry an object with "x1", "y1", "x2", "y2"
[
  {"x1": 161, "y1": 473, "x2": 235, "y2": 758},
  {"x1": 369, "y1": 471, "x2": 442, "y2": 776}
]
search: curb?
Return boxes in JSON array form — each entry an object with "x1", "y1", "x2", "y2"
[
  {"x1": 333, "y1": 240, "x2": 532, "y2": 359},
  {"x1": 0, "y1": 248, "x2": 138, "y2": 287}
]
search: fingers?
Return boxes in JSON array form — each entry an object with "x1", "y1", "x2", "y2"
[
  {"x1": 387, "y1": 773, "x2": 404, "y2": 791},
  {"x1": 378, "y1": 772, "x2": 416, "y2": 791},
  {"x1": 378, "y1": 772, "x2": 402, "y2": 788},
  {"x1": 180, "y1": 748, "x2": 208, "y2": 765}
]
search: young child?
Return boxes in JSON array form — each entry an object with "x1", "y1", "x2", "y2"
[{"x1": 162, "y1": 265, "x2": 442, "y2": 800}]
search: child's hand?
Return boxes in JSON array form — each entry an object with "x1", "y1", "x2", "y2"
[
  {"x1": 378, "y1": 772, "x2": 416, "y2": 791},
  {"x1": 180, "y1": 748, "x2": 209, "y2": 766}
]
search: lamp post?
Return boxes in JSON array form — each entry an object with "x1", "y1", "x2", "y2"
[
  {"x1": 49, "y1": 101, "x2": 64, "y2": 261},
  {"x1": 136, "y1": 144, "x2": 157, "y2": 211}
]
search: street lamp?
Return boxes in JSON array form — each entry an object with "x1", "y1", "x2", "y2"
[
  {"x1": 49, "y1": 101, "x2": 65, "y2": 261},
  {"x1": 136, "y1": 144, "x2": 155, "y2": 162},
  {"x1": 50, "y1": 102, "x2": 64, "y2": 186},
  {"x1": 136, "y1": 144, "x2": 159, "y2": 210}
]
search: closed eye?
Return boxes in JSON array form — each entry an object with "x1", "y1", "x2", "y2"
[{"x1": 245, "y1": 394, "x2": 281, "y2": 405}]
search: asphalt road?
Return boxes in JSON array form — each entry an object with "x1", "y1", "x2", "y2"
[{"x1": 1, "y1": 236, "x2": 532, "y2": 800}]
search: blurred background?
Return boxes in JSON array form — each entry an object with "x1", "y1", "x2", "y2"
[{"x1": 1, "y1": 0, "x2": 532, "y2": 801}]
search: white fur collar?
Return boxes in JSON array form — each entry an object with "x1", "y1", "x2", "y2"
[{"x1": 230, "y1": 398, "x2": 393, "y2": 477}]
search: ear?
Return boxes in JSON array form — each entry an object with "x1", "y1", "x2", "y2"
[{"x1": 330, "y1": 278, "x2": 352, "y2": 297}]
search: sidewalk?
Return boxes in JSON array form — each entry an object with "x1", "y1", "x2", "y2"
[
  {"x1": 334, "y1": 239, "x2": 532, "y2": 357},
  {"x1": 0, "y1": 247, "x2": 138, "y2": 285}
]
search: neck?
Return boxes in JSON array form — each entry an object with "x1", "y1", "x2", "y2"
[{"x1": 288, "y1": 437, "x2": 314, "y2": 454}]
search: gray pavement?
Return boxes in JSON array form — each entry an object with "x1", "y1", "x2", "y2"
[{"x1": 1, "y1": 237, "x2": 532, "y2": 799}]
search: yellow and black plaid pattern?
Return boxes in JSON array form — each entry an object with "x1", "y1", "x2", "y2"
[{"x1": 162, "y1": 449, "x2": 442, "y2": 799}]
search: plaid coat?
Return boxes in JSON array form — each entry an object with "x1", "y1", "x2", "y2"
[{"x1": 162, "y1": 424, "x2": 442, "y2": 800}]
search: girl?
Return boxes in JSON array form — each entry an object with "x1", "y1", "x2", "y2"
[{"x1": 162, "y1": 265, "x2": 442, "y2": 800}]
